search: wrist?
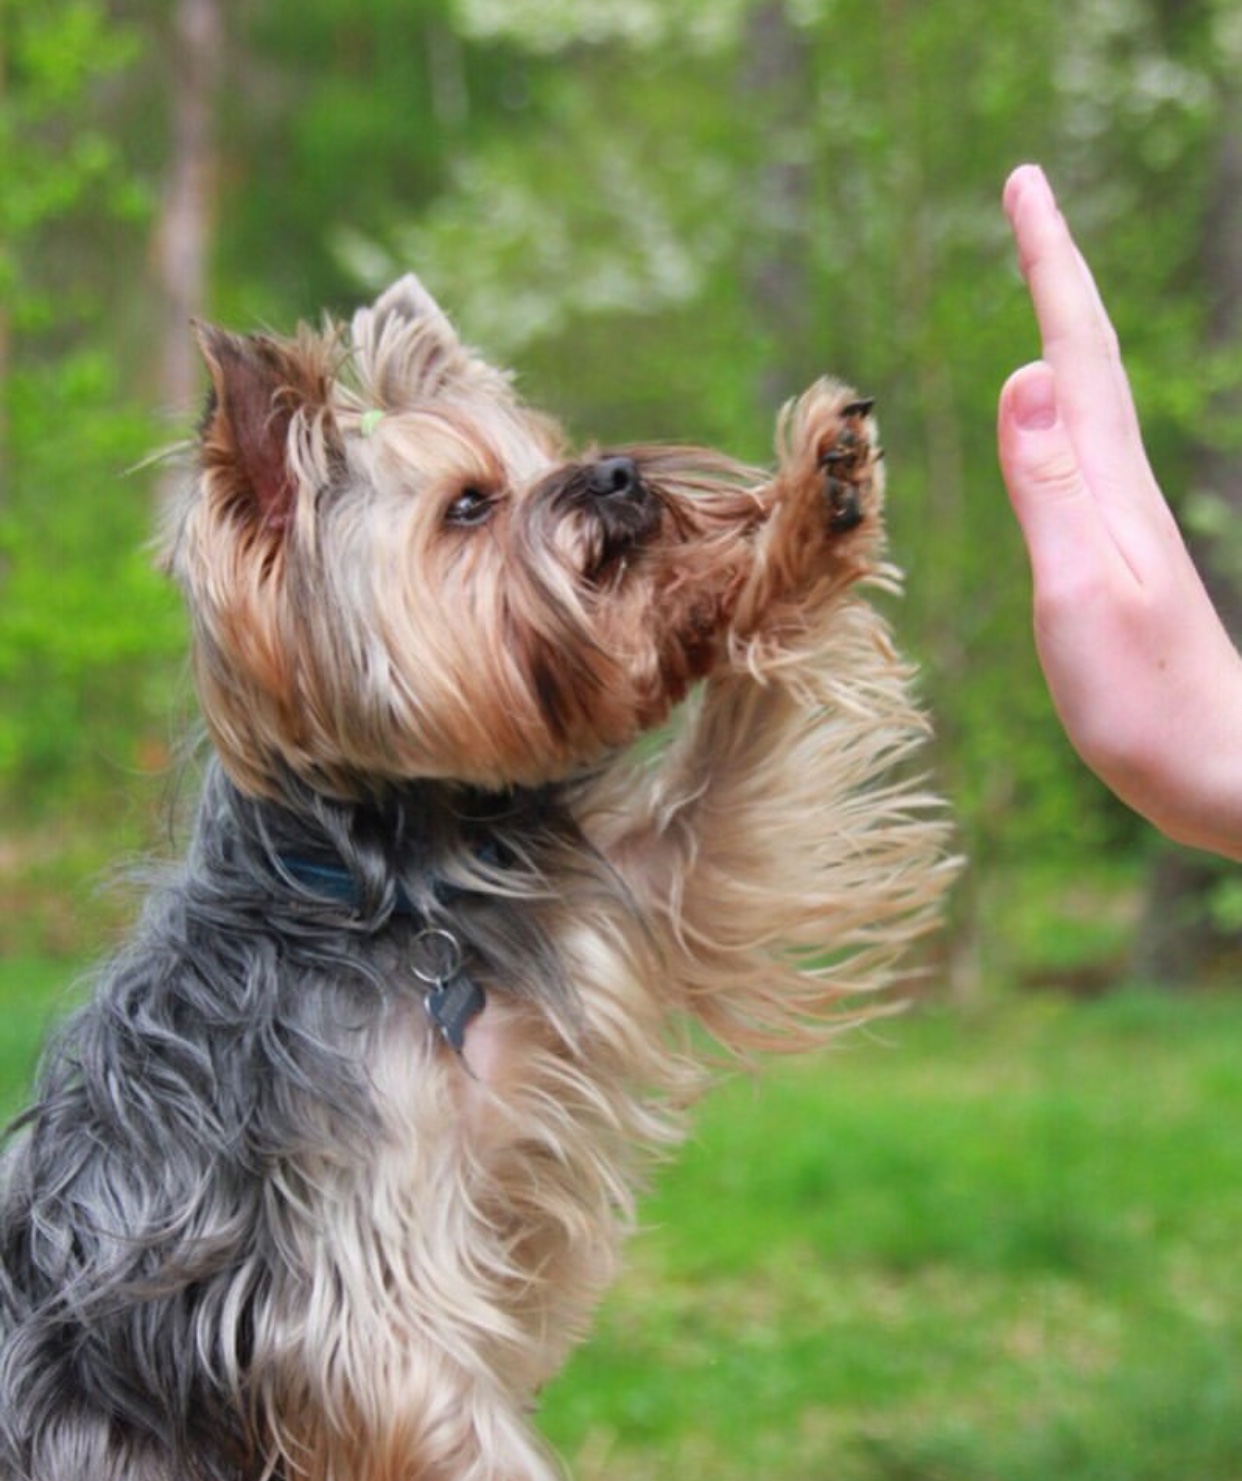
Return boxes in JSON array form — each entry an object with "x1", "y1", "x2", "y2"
[{"x1": 1141, "y1": 643, "x2": 1242, "y2": 860}]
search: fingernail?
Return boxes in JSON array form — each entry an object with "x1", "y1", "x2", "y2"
[
  {"x1": 1010, "y1": 363, "x2": 1058, "y2": 431},
  {"x1": 1004, "y1": 163, "x2": 1051, "y2": 223}
]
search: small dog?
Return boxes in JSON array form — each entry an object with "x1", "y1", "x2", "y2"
[{"x1": 0, "y1": 275, "x2": 951, "y2": 1481}]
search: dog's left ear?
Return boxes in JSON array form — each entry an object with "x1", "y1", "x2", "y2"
[
  {"x1": 194, "y1": 324, "x2": 335, "y2": 533},
  {"x1": 360, "y1": 273, "x2": 457, "y2": 341},
  {"x1": 350, "y1": 272, "x2": 507, "y2": 407}
]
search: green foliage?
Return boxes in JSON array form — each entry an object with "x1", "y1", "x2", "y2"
[
  {"x1": 0, "y1": 0, "x2": 145, "y2": 325},
  {"x1": 0, "y1": 352, "x2": 184, "y2": 809},
  {"x1": 0, "y1": 0, "x2": 180, "y2": 826},
  {"x1": 4, "y1": 0, "x2": 1242, "y2": 971},
  {"x1": 214, "y1": 0, "x2": 525, "y2": 323}
]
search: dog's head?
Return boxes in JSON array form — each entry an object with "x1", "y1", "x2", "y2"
[{"x1": 162, "y1": 276, "x2": 766, "y2": 798}]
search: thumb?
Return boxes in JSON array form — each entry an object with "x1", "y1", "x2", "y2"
[{"x1": 998, "y1": 361, "x2": 1109, "y2": 590}]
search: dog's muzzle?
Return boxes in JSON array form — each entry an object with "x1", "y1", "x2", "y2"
[
  {"x1": 538, "y1": 455, "x2": 663, "y2": 579},
  {"x1": 585, "y1": 455, "x2": 662, "y2": 562}
]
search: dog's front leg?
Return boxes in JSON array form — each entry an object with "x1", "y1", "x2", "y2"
[
  {"x1": 731, "y1": 377, "x2": 888, "y2": 643},
  {"x1": 605, "y1": 382, "x2": 946, "y2": 1053}
]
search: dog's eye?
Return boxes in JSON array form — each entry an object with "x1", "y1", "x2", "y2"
[{"x1": 445, "y1": 486, "x2": 495, "y2": 527}]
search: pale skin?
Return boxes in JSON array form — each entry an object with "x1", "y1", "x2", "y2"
[{"x1": 997, "y1": 162, "x2": 1242, "y2": 860}]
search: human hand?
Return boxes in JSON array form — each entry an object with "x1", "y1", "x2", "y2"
[{"x1": 997, "y1": 163, "x2": 1242, "y2": 859}]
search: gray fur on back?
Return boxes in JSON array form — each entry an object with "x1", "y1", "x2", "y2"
[{"x1": 0, "y1": 761, "x2": 581, "y2": 1480}]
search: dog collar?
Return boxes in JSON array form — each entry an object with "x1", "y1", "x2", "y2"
[
  {"x1": 280, "y1": 855, "x2": 392, "y2": 906},
  {"x1": 278, "y1": 855, "x2": 486, "y2": 1054}
]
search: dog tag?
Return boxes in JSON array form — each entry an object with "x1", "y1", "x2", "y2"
[
  {"x1": 410, "y1": 928, "x2": 486, "y2": 1054},
  {"x1": 424, "y1": 973, "x2": 487, "y2": 1055}
]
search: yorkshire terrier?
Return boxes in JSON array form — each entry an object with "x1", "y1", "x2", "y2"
[{"x1": 0, "y1": 274, "x2": 952, "y2": 1480}]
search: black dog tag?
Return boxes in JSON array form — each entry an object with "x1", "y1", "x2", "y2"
[
  {"x1": 411, "y1": 928, "x2": 486, "y2": 1054},
  {"x1": 424, "y1": 972, "x2": 487, "y2": 1054}
]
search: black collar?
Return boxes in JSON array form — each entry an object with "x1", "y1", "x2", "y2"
[{"x1": 280, "y1": 855, "x2": 420, "y2": 913}]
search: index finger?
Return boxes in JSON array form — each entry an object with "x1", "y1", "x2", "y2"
[{"x1": 1004, "y1": 165, "x2": 1143, "y2": 456}]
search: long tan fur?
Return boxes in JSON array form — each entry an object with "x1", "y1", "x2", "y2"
[{"x1": 1, "y1": 273, "x2": 953, "y2": 1481}]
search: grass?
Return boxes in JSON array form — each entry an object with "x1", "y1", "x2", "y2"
[
  {"x1": 0, "y1": 955, "x2": 90, "y2": 1104},
  {"x1": 3, "y1": 957, "x2": 1242, "y2": 1479},
  {"x1": 537, "y1": 995, "x2": 1242, "y2": 1480}
]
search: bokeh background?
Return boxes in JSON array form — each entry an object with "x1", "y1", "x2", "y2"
[{"x1": 4, "y1": 2, "x2": 1242, "y2": 1476}]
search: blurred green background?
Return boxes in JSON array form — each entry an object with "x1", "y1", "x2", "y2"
[{"x1": 5, "y1": 0, "x2": 1242, "y2": 1475}]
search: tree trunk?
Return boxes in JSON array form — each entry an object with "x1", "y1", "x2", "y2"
[
  {"x1": 740, "y1": 0, "x2": 813, "y2": 409},
  {"x1": 152, "y1": 0, "x2": 224, "y2": 417},
  {"x1": 1132, "y1": 848, "x2": 1235, "y2": 986}
]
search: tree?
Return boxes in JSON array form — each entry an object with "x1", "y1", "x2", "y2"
[
  {"x1": 0, "y1": 1, "x2": 137, "y2": 485},
  {"x1": 152, "y1": 0, "x2": 224, "y2": 413},
  {"x1": 7, "y1": 0, "x2": 1238, "y2": 982}
]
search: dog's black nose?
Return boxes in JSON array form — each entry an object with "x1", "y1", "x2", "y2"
[{"x1": 587, "y1": 456, "x2": 643, "y2": 500}]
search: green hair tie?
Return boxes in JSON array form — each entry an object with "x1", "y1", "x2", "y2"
[{"x1": 360, "y1": 408, "x2": 386, "y2": 437}]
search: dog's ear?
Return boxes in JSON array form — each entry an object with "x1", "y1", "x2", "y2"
[
  {"x1": 194, "y1": 324, "x2": 334, "y2": 533},
  {"x1": 361, "y1": 273, "x2": 457, "y2": 340},
  {"x1": 350, "y1": 272, "x2": 507, "y2": 407}
]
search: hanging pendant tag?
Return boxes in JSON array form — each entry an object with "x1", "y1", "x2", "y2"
[
  {"x1": 424, "y1": 973, "x2": 487, "y2": 1054},
  {"x1": 411, "y1": 928, "x2": 486, "y2": 1055}
]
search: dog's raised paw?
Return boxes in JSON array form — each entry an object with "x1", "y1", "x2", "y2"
[{"x1": 816, "y1": 397, "x2": 879, "y2": 535}]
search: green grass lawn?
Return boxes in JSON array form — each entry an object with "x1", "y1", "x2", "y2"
[
  {"x1": 3, "y1": 958, "x2": 1242, "y2": 1479},
  {"x1": 540, "y1": 994, "x2": 1242, "y2": 1481}
]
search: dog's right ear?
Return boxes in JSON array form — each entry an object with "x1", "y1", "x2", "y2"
[{"x1": 194, "y1": 324, "x2": 335, "y2": 533}]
